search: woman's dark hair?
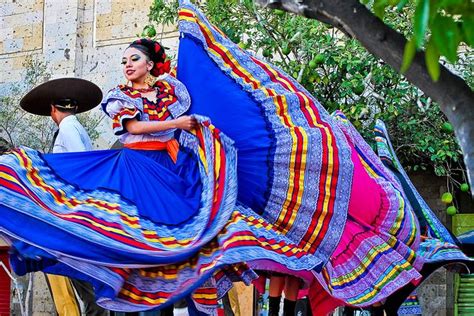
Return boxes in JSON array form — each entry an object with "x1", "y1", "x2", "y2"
[{"x1": 127, "y1": 38, "x2": 170, "y2": 77}]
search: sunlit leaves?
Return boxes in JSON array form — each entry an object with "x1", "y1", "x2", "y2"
[
  {"x1": 148, "y1": 0, "x2": 179, "y2": 26},
  {"x1": 148, "y1": 0, "x2": 470, "y2": 185},
  {"x1": 368, "y1": 0, "x2": 473, "y2": 80}
]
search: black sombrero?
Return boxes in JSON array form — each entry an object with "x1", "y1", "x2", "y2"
[{"x1": 20, "y1": 78, "x2": 103, "y2": 116}]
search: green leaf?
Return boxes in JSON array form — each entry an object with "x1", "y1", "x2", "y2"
[
  {"x1": 401, "y1": 37, "x2": 417, "y2": 73},
  {"x1": 439, "y1": 0, "x2": 466, "y2": 7},
  {"x1": 413, "y1": 0, "x2": 430, "y2": 47},
  {"x1": 374, "y1": 0, "x2": 389, "y2": 18},
  {"x1": 431, "y1": 14, "x2": 462, "y2": 63},
  {"x1": 425, "y1": 38, "x2": 440, "y2": 81},
  {"x1": 396, "y1": 0, "x2": 409, "y2": 10},
  {"x1": 461, "y1": 16, "x2": 474, "y2": 46},
  {"x1": 242, "y1": 0, "x2": 253, "y2": 7}
]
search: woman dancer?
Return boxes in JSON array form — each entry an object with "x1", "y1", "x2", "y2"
[{"x1": 0, "y1": 3, "x2": 470, "y2": 315}]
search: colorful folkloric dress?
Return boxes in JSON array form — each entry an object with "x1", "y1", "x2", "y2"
[
  {"x1": 0, "y1": 2, "x2": 470, "y2": 315},
  {"x1": 176, "y1": 2, "x2": 471, "y2": 313}
]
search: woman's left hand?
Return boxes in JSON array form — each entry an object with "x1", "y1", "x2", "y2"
[{"x1": 174, "y1": 116, "x2": 198, "y2": 131}]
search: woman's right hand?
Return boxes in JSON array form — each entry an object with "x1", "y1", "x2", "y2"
[{"x1": 174, "y1": 116, "x2": 198, "y2": 131}]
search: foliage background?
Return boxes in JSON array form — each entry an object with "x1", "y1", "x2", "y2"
[{"x1": 148, "y1": 0, "x2": 473, "y2": 197}]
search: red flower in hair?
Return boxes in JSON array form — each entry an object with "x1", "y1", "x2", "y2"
[
  {"x1": 151, "y1": 60, "x2": 171, "y2": 77},
  {"x1": 130, "y1": 38, "x2": 169, "y2": 76}
]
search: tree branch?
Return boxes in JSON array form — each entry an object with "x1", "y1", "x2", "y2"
[{"x1": 256, "y1": 0, "x2": 474, "y2": 195}]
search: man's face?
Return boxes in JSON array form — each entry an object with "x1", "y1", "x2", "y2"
[{"x1": 50, "y1": 105, "x2": 59, "y2": 125}]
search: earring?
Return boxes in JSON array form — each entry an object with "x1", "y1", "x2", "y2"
[{"x1": 144, "y1": 73, "x2": 156, "y2": 87}]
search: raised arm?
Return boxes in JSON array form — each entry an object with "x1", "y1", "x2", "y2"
[{"x1": 124, "y1": 115, "x2": 198, "y2": 134}]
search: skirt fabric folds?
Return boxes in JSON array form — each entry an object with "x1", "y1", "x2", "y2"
[
  {"x1": 0, "y1": 2, "x2": 470, "y2": 314},
  {"x1": 177, "y1": 2, "x2": 470, "y2": 312}
]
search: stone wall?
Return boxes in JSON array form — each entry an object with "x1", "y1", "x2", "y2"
[
  {"x1": 0, "y1": 0, "x2": 179, "y2": 149},
  {"x1": 0, "y1": 0, "x2": 45, "y2": 82},
  {"x1": 1, "y1": 1, "x2": 178, "y2": 314},
  {"x1": 11, "y1": 274, "x2": 56, "y2": 316}
]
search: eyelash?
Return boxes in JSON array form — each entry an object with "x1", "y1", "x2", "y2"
[{"x1": 121, "y1": 56, "x2": 140, "y2": 65}]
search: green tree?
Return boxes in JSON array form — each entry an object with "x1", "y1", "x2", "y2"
[
  {"x1": 252, "y1": 0, "x2": 474, "y2": 194},
  {"x1": 147, "y1": 0, "x2": 472, "y2": 199}
]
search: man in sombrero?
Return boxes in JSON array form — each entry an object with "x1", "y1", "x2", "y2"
[
  {"x1": 20, "y1": 77, "x2": 102, "y2": 153},
  {"x1": 20, "y1": 78, "x2": 107, "y2": 316}
]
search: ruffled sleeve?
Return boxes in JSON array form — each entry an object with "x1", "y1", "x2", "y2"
[
  {"x1": 109, "y1": 100, "x2": 141, "y2": 136},
  {"x1": 160, "y1": 74, "x2": 191, "y2": 118},
  {"x1": 101, "y1": 88, "x2": 143, "y2": 136}
]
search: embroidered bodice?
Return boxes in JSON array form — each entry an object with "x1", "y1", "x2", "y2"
[{"x1": 101, "y1": 74, "x2": 191, "y2": 144}]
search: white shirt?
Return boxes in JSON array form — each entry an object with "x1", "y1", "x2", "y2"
[{"x1": 53, "y1": 115, "x2": 93, "y2": 153}]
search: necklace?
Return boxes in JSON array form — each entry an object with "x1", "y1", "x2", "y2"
[{"x1": 129, "y1": 86, "x2": 155, "y2": 93}]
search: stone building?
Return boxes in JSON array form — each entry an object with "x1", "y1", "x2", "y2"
[
  {"x1": 0, "y1": 0, "x2": 178, "y2": 314},
  {"x1": 0, "y1": 0, "x2": 179, "y2": 148}
]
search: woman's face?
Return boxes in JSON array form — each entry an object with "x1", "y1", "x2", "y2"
[{"x1": 122, "y1": 47, "x2": 153, "y2": 84}]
